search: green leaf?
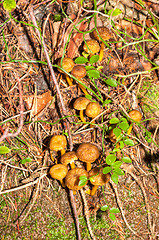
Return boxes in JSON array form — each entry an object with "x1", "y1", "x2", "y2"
[
  {"x1": 106, "y1": 154, "x2": 116, "y2": 165},
  {"x1": 109, "y1": 208, "x2": 120, "y2": 214},
  {"x1": 0, "y1": 146, "x2": 11, "y2": 154},
  {"x1": 103, "y1": 99, "x2": 112, "y2": 106},
  {"x1": 85, "y1": 66, "x2": 95, "y2": 71},
  {"x1": 79, "y1": 175, "x2": 88, "y2": 186},
  {"x1": 109, "y1": 213, "x2": 116, "y2": 221},
  {"x1": 118, "y1": 122, "x2": 129, "y2": 131},
  {"x1": 101, "y1": 205, "x2": 109, "y2": 211},
  {"x1": 119, "y1": 141, "x2": 124, "y2": 149},
  {"x1": 113, "y1": 168, "x2": 125, "y2": 175},
  {"x1": 113, "y1": 128, "x2": 121, "y2": 138},
  {"x1": 111, "y1": 161, "x2": 122, "y2": 169},
  {"x1": 120, "y1": 117, "x2": 127, "y2": 123},
  {"x1": 85, "y1": 94, "x2": 92, "y2": 100},
  {"x1": 89, "y1": 55, "x2": 99, "y2": 64},
  {"x1": 21, "y1": 157, "x2": 32, "y2": 164},
  {"x1": 111, "y1": 173, "x2": 118, "y2": 184},
  {"x1": 109, "y1": 118, "x2": 119, "y2": 124},
  {"x1": 75, "y1": 56, "x2": 88, "y2": 64},
  {"x1": 3, "y1": 0, "x2": 16, "y2": 12},
  {"x1": 121, "y1": 157, "x2": 132, "y2": 163},
  {"x1": 108, "y1": 8, "x2": 122, "y2": 17},
  {"x1": 87, "y1": 70, "x2": 100, "y2": 79},
  {"x1": 124, "y1": 139, "x2": 135, "y2": 146},
  {"x1": 103, "y1": 166, "x2": 112, "y2": 174},
  {"x1": 105, "y1": 78, "x2": 117, "y2": 87}
]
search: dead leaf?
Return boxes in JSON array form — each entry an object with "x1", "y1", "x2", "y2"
[
  {"x1": 24, "y1": 90, "x2": 53, "y2": 117},
  {"x1": 67, "y1": 20, "x2": 88, "y2": 59}
]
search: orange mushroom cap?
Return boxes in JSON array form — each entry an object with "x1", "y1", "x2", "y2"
[
  {"x1": 88, "y1": 167, "x2": 110, "y2": 186},
  {"x1": 49, "y1": 135, "x2": 67, "y2": 151},
  {"x1": 85, "y1": 102, "x2": 101, "y2": 118},
  {"x1": 93, "y1": 27, "x2": 111, "y2": 41},
  {"x1": 76, "y1": 143, "x2": 100, "y2": 164},
  {"x1": 65, "y1": 168, "x2": 88, "y2": 191},
  {"x1": 49, "y1": 164, "x2": 68, "y2": 180},
  {"x1": 60, "y1": 151, "x2": 78, "y2": 166},
  {"x1": 83, "y1": 39, "x2": 100, "y2": 54},
  {"x1": 128, "y1": 110, "x2": 142, "y2": 122},
  {"x1": 71, "y1": 65, "x2": 86, "y2": 79},
  {"x1": 73, "y1": 97, "x2": 90, "y2": 111},
  {"x1": 58, "y1": 57, "x2": 74, "y2": 73}
]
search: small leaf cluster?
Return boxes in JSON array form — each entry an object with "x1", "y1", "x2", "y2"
[
  {"x1": 101, "y1": 205, "x2": 120, "y2": 221},
  {"x1": 109, "y1": 117, "x2": 135, "y2": 149},
  {"x1": 75, "y1": 55, "x2": 117, "y2": 87},
  {"x1": 103, "y1": 154, "x2": 131, "y2": 184}
]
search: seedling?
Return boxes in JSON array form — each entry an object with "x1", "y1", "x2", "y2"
[{"x1": 101, "y1": 205, "x2": 120, "y2": 221}]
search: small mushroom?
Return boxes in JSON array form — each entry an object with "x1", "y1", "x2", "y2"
[
  {"x1": 93, "y1": 27, "x2": 111, "y2": 61},
  {"x1": 49, "y1": 164, "x2": 68, "y2": 187},
  {"x1": 73, "y1": 97, "x2": 91, "y2": 123},
  {"x1": 85, "y1": 102, "x2": 101, "y2": 127},
  {"x1": 60, "y1": 151, "x2": 78, "y2": 169},
  {"x1": 83, "y1": 39, "x2": 100, "y2": 56},
  {"x1": 58, "y1": 57, "x2": 74, "y2": 86},
  {"x1": 71, "y1": 65, "x2": 88, "y2": 95},
  {"x1": 88, "y1": 167, "x2": 110, "y2": 196},
  {"x1": 49, "y1": 135, "x2": 67, "y2": 163},
  {"x1": 127, "y1": 110, "x2": 142, "y2": 135},
  {"x1": 108, "y1": 128, "x2": 117, "y2": 143},
  {"x1": 65, "y1": 168, "x2": 88, "y2": 194},
  {"x1": 76, "y1": 143, "x2": 100, "y2": 171}
]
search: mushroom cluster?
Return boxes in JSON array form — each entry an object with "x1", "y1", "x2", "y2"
[
  {"x1": 49, "y1": 140, "x2": 110, "y2": 195},
  {"x1": 73, "y1": 97, "x2": 101, "y2": 125}
]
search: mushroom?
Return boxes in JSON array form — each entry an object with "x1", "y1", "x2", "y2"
[
  {"x1": 108, "y1": 128, "x2": 117, "y2": 143},
  {"x1": 93, "y1": 27, "x2": 111, "y2": 61},
  {"x1": 49, "y1": 135, "x2": 67, "y2": 163},
  {"x1": 127, "y1": 110, "x2": 142, "y2": 135},
  {"x1": 65, "y1": 168, "x2": 88, "y2": 194},
  {"x1": 85, "y1": 101, "x2": 101, "y2": 127},
  {"x1": 83, "y1": 39, "x2": 100, "y2": 56},
  {"x1": 49, "y1": 164, "x2": 68, "y2": 187},
  {"x1": 71, "y1": 65, "x2": 88, "y2": 95},
  {"x1": 60, "y1": 151, "x2": 78, "y2": 169},
  {"x1": 58, "y1": 57, "x2": 74, "y2": 86},
  {"x1": 88, "y1": 167, "x2": 110, "y2": 196},
  {"x1": 73, "y1": 97, "x2": 90, "y2": 123},
  {"x1": 76, "y1": 143, "x2": 100, "y2": 171}
]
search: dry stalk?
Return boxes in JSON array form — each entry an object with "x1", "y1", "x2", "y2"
[
  {"x1": 80, "y1": 189, "x2": 96, "y2": 240},
  {"x1": 29, "y1": 6, "x2": 80, "y2": 239}
]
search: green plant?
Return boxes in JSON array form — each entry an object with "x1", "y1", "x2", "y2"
[
  {"x1": 101, "y1": 205, "x2": 120, "y2": 221},
  {"x1": 0, "y1": 145, "x2": 11, "y2": 154}
]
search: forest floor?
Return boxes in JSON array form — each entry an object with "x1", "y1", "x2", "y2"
[{"x1": 0, "y1": 0, "x2": 159, "y2": 239}]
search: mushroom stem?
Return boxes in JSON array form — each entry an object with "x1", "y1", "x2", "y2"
[
  {"x1": 73, "y1": 190, "x2": 76, "y2": 195},
  {"x1": 80, "y1": 110, "x2": 86, "y2": 123},
  {"x1": 86, "y1": 162, "x2": 92, "y2": 172},
  {"x1": 78, "y1": 82, "x2": 89, "y2": 95},
  {"x1": 61, "y1": 149, "x2": 66, "y2": 156},
  {"x1": 99, "y1": 42, "x2": 105, "y2": 62},
  {"x1": 66, "y1": 75, "x2": 73, "y2": 86},
  {"x1": 70, "y1": 162, "x2": 75, "y2": 169},
  {"x1": 60, "y1": 179, "x2": 66, "y2": 188},
  {"x1": 127, "y1": 125, "x2": 133, "y2": 135},
  {"x1": 91, "y1": 185, "x2": 98, "y2": 196},
  {"x1": 50, "y1": 151, "x2": 57, "y2": 164}
]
